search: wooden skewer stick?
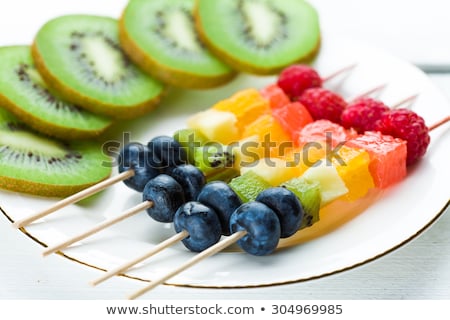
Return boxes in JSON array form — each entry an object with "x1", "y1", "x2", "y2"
[
  {"x1": 391, "y1": 94, "x2": 420, "y2": 109},
  {"x1": 42, "y1": 201, "x2": 152, "y2": 257},
  {"x1": 429, "y1": 115, "x2": 450, "y2": 131},
  {"x1": 127, "y1": 230, "x2": 247, "y2": 300},
  {"x1": 90, "y1": 230, "x2": 189, "y2": 286},
  {"x1": 348, "y1": 83, "x2": 387, "y2": 102},
  {"x1": 321, "y1": 63, "x2": 358, "y2": 82},
  {"x1": 13, "y1": 170, "x2": 135, "y2": 229}
]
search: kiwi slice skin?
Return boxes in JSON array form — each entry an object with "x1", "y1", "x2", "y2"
[
  {"x1": 0, "y1": 46, "x2": 114, "y2": 140},
  {"x1": 0, "y1": 108, "x2": 111, "y2": 197},
  {"x1": 32, "y1": 15, "x2": 166, "y2": 119},
  {"x1": 120, "y1": 0, "x2": 237, "y2": 89},
  {"x1": 195, "y1": 0, "x2": 321, "y2": 75}
]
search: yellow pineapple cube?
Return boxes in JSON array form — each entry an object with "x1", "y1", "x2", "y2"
[
  {"x1": 301, "y1": 164, "x2": 349, "y2": 206},
  {"x1": 212, "y1": 88, "x2": 271, "y2": 133},
  {"x1": 187, "y1": 109, "x2": 239, "y2": 145},
  {"x1": 241, "y1": 157, "x2": 302, "y2": 186}
]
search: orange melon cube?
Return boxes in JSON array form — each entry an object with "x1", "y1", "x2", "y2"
[
  {"x1": 242, "y1": 114, "x2": 291, "y2": 158},
  {"x1": 212, "y1": 88, "x2": 270, "y2": 133},
  {"x1": 329, "y1": 146, "x2": 375, "y2": 201}
]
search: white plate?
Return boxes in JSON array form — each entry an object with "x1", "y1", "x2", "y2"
[{"x1": 1, "y1": 37, "x2": 450, "y2": 290}]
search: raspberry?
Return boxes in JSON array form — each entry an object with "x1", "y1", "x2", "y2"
[
  {"x1": 277, "y1": 65, "x2": 322, "y2": 100},
  {"x1": 298, "y1": 88, "x2": 347, "y2": 124},
  {"x1": 374, "y1": 109, "x2": 430, "y2": 166},
  {"x1": 341, "y1": 97, "x2": 390, "y2": 133}
]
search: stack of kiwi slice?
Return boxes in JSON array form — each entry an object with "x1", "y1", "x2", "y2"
[
  {"x1": 0, "y1": 14, "x2": 166, "y2": 197},
  {"x1": 0, "y1": 0, "x2": 320, "y2": 197}
]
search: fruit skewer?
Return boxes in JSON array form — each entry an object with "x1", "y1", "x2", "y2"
[
  {"x1": 125, "y1": 115, "x2": 450, "y2": 300},
  {"x1": 40, "y1": 92, "x2": 423, "y2": 256},
  {"x1": 44, "y1": 108, "x2": 449, "y2": 293},
  {"x1": 12, "y1": 64, "x2": 357, "y2": 230},
  {"x1": 42, "y1": 116, "x2": 362, "y2": 258},
  {"x1": 43, "y1": 102, "x2": 436, "y2": 261},
  {"x1": 91, "y1": 106, "x2": 427, "y2": 287}
]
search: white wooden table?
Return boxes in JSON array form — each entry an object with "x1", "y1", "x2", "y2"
[{"x1": 0, "y1": 0, "x2": 449, "y2": 300}]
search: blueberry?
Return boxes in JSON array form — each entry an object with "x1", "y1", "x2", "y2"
[
  {"x1": 197, "y1": 181, "x2": 242, "y2": 235},
  {"x1": 142, "y1": 174, "x2": 185, "y2": 223},
  {"x1": 256, "y1": 187, "x2": 304, "y2": 238},
  {"x1": 118, "y1": 142, "x2": 159, "y2": 192},
  {"x1": 147, "y1": 136, "x2": 187, "y2": 171},
  {"x1": 169, "y1": 164, "x2": 206, "y2": 201},
  {"x1": 229, "y1": 202, "x2": 281, "y2": 256},
  {"x1": 174, "y1": 201, "x2": 222, "y2": 252}
]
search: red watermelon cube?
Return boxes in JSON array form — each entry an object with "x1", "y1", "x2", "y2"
[
  {"x1": 297, "y1": 119, "x2": 357, "y2": 147},
  {"x1": 272, "y1": 102, "x2": 314, "y2": 143},
  {"x1": 260, "y1": 84, "x2": 291, "y2": 109},
  {"x1": 346, "y1": 131, "x2": 407, "y2": 188}
]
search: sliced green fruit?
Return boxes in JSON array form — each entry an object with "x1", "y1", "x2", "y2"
[
  {"x1": 173, "y1": 127, "x2": 209, "y2": 164},
  {"x1": 120, "y1": 0, "x2": 236, "y2": 88},
  {"x1": 195, "y1": 0, "x2": 321, "y2": 74},
  {"x1": 193, "y1": 143, "x2": 235, "y2": 175},
  {"x1": 282, "y1": 177, "x2": 321, "y2": 229},
  {"x1": 0, "y1": 46, "x2": 113, "y2": 140},
  {"x1": 205, "y1": 167, "x2": 240, "y2": 183},
  {"x1": 32, "y1": 15, "x2": 165, "y2": 119},
  {"x1": 229, "y1": 170, "x2": 271, "y2": 202},
  {"x1": 0, "y1": 107, "x2": 111, "y2": 197}
]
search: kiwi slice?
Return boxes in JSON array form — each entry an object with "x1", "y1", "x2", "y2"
[
  {"x1": 0, "y1": 107, "x2": 111, "y2": 197},
  {"x1": 120, "y1": 0, "x2": 236, "y2": 89},
  {"x1": 0, "y1": 46, "x2": 113, "y2": 140},
  {"x1": 195, "y1": 0, "x2": 321, "y2": 75},
  {"x1": 32, "y1": 15, "x2": 165, "y2": 119}
]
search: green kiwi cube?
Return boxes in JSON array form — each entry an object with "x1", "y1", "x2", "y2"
[
  {"x1": 173, "y1": 128, "x2": 209, "y2": 164},
  {"x1": 193, "y1": 143, "x2": 235, "y2": 175},
  {"x1": 229, "y1": 170, "x2": 272, "y2": 202},
  {"x1": 205, "y1": 168, "x2": 240, "y2": 184},
  {"x1": 282, "y1": 177, "x2": 321, "y2": 229}
]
